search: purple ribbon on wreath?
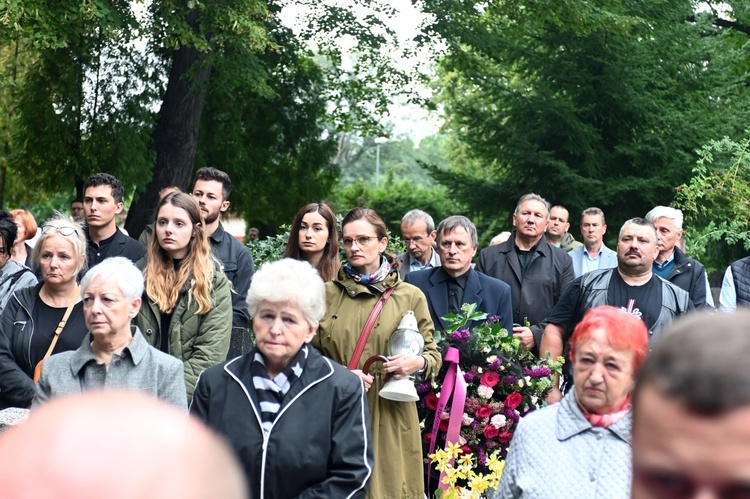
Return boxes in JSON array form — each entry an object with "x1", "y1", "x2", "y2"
[{"x1": 427, "y1": 346, "x2": 467, "y2": 491}]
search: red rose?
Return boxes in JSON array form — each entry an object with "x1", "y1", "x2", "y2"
[
  {"x1": 499, "y1": 430, "x2": 513, "y2": 443},
  {"x1": 460, "y1": 445, "x2": 473, "y2": 456},
  {"x1": 439, "y1": 418, "x2": 450, "y2": 432},
  {"x1": 475, "y1": 404, "x2": 492, "y2": 419},
  {"x1": 483, "y1": 425, "x2": 499, "y2": 439},
  {"x1": 480, "y1": 371, "x2": 500, "y2": 388},
  {"x1": 426, "y1": 393, "x2": 439, "y2": 411},
  {"x1": 505, "y1": 392, "x2": 523, "y2": 410}
]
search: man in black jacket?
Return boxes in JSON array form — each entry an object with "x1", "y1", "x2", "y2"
[
  {"x1": 191, "y1": 167, "x2": 255, "y2": 357},
  {"x1": 83, "y1": 173, "x2": 145, "y2": 269},
  {"x1": 541, "y1": 218, "x2": 693, "y2": 403},
  {"x1": 645, "y1": 205, "x2": 710, "y2": 309},
  {"x1": 476, "y1": 193, "x2": 574, "y2": 355}
]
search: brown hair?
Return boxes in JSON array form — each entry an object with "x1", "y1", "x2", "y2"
[
  {"x1": 10, "y1": 209, "x2": 38, "y2": 241},
  {"x1": 145, "y1": 193, "x2": 216, "y2": 314},
  {"x1": 341, "y1": 207, "x2": 399, "y2": 271},
  {"x1": 284, "y1": 203, "x2": 340, "y2": 281}
]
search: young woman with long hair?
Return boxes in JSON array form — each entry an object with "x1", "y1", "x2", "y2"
[
  {"x1": 284, "y1": 203, "x2": 340, "y2": 282},
  {"x1": 134, "y1": 192, "x2": 232, "y2": 400}
]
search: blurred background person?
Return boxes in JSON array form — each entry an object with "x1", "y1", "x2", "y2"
[
  {"x1": 0, "y1": 391, "x2": 247, "y2": 499},
  {"x1": 246, "y1": 227, "x2": 259, "y2": 242},
  {"x1": 496, "y1": 306, "x2": 649, "y2": 498},
  {"x1": 34, "y1": 257, "x2": 187, "y2": 410},
  {"x1": 0, "y1": 212, "x2": 37, "y2": 315},
  {"x1": 284, "y1": 202, "x2": 340, "y2": 282},
  {"x1": 0, "y1": 215, "x2": 88, "y2": 409},
  {"x1": 192, "y1": 258, "x2": 373, "y2": 498},
  {"x1": 314, "y1": 207, "x2": 441, "y2": 499},
  {"x1": 70, "y1": 198, "x2": 85, "y2": 222},
  {"x1": 134, "y1": 193, "x2": 232, "y2": 401},
  {"x1": 9, "y1": 208, "x2": 38, "y2": 268}
]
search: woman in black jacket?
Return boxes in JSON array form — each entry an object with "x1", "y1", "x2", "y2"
[
  {"x1": 0, "y1": 215, "x2": 88, "y2": 408},
  {"x1": 191, "y1": 258, "x2": 373, "y2": 498}
]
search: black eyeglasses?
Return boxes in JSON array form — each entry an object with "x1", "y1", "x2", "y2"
[{"x1": 41, "y1": 226, "x2": 79, "y2": 237}]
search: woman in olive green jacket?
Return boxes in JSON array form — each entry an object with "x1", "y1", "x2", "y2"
[
  {"x1": 313, "y1": 207, "x2": 441, "y2": 499},
  {"x1": 134, "y1": 193, "x2": 232, "y2": 400}
]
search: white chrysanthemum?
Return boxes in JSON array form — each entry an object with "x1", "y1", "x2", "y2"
[
  {"x1": 490, "y1": 414, "x2": 507, "y2": 429},
  {"x1": 477, "y1": 384, "x2": 494, "y2": 399}
]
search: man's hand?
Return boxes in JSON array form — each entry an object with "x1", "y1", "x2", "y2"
[{"x1": 513, "y1": 326, "x2": 536, "y2": 350}]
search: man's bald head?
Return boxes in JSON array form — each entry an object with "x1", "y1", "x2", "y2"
[{"x1": 0, "y1": 391, "x2": 247, "y2": 499}]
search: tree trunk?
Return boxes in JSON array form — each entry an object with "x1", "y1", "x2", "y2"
[{"x1": 125, "y1": 36, "x2": 212, "y2": 237}]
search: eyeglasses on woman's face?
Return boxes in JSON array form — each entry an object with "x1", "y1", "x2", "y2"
[
  {"x1": 341, "y1": 236, "x2": 379, "y2": 248},
  {"x1": 41, "y1": 226, "x2": 79, "y2": 237}
]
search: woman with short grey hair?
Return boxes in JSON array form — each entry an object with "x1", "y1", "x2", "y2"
[
  {"x1": 192, "y1": 258, "x2": 373, "y2": 498},
  {"x1": 34, "y1": 257, "x2": 187, "y2": 409}
]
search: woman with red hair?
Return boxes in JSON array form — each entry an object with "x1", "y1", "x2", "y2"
[
  {"x1": 10, "y1": 209, "x2": 38, "y2": 268},
  {"x1": 494, "y1": 306, "x2": 649, "y2": 498}
]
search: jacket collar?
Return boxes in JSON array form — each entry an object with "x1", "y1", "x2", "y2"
[
  {"x1": 68, "y1": 327, "x2": 149, "y2": 375},
  {"x1": 333, "y1": 267, "x2": 401, "y2": 298},
  {"x1": 208, "y1": 221, "x2": 227, "y2": 244},
  {"x1": 556, "y1": 390, "x2": 632, "y2": 444}
]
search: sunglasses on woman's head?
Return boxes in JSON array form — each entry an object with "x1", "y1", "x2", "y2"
[{"x1": 41, "y1": 226, "x2": 79, "y2": 237}]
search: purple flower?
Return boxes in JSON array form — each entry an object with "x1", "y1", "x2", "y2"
[
  {"x1": 504, "y1": 407, "x2": 520, "y2": 422},
  {"x1": 478, "y1": 448, "x2": 487, "y2": 466},
  {"x1": 417, "y1": 383, "x2": 431, "y2": 394},
  {"x1": 489, "y1": 358, "x2": 501, "y2": 371},
  {"x1": 470, "y1": 420, "x2": 482, "y2": 431},
  {"x1": 504, "y1": 375, "x2": 517, "y2": 385},
  {"x1": 486, "y1": 316, "x2": 500, "y2": 326},
  {"x1": 464, "y1": 372, "x2": 475, "y2": 383},
  {"x1": 523, "y1": 367, "x2": 551, "y2": 379}
]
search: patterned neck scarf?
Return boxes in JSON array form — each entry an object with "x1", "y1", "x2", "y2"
[
  {"x1": 578, "y1": 395, "x2": 631, "y2": 428},
  {"x1": 251, "y1": 345, "x2": 308, "y2": 434},
  {"x1": 343, "y1": 255, "x2": 391, "y2": 285}
]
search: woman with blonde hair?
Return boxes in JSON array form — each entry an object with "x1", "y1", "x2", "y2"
[
  {"x1": 0, "y1": 214, "x2": 88, "y2": 408},
  {"x1": 10, "y1": 209, "x2": 38, "y2": 268},
  {"x1": 134, "y1": 192, "x2": 232, "y2": 400}
]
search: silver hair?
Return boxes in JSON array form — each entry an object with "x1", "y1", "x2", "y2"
[
  {"x1": 31, "y1": 213, "x2": 87, "y2": 276},
  {"x1": 80, "y1": 257, "x2": 144, "y2": 300},
  {"x1": 246, "y1": 258, "x2": 326, "y2": 326},
  {"x1": 436, "y1": 216, "x2": 479, "y2": 248},
  {"x1": 401, "y1": 209, "x2": 435, "y2": 233},
  {"x1": 514, "y1": 193, "x2": 551, "y2": 220},
  {"x1": 618, "y1": 217, "x2": 657, "y2": 242},
  {"x1": 645, "y1": 206, "x2": 683, "y2": 231},
  {"x1": 581, "y1": 207, "x2": 606, "y2": 225}
]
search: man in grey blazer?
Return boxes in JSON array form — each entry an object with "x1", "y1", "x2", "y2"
[{"x1": 569, "y1": 207, "x2": 617, "y2": 278}]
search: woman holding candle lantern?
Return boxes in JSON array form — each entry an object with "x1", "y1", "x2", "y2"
[{"x1": 314, "y1": 207, "x2": 441, "y2": 499}]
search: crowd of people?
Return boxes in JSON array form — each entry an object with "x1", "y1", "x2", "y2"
[{"x1": 0, "y1": 175, "x2": 747, "y2": 498}]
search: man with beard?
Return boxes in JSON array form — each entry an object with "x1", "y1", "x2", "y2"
[
  {"x1": 192, "y1": 168, "x2": 255, "y2": 356},
  {"x1": 540, "y1": 217, "x2": 692, "y2": 403},
  {"x1": 476, "y1": 193, "x2": 574, "y2": 355}
]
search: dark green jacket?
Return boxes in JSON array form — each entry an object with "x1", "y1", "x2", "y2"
[{"x1": 134, "y1": 268, "x2": 232, "y2": 401}]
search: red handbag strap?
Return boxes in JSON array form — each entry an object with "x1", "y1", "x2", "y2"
[{"x1": 348, "y1": 286, "x2": 395, "y2": 370}]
